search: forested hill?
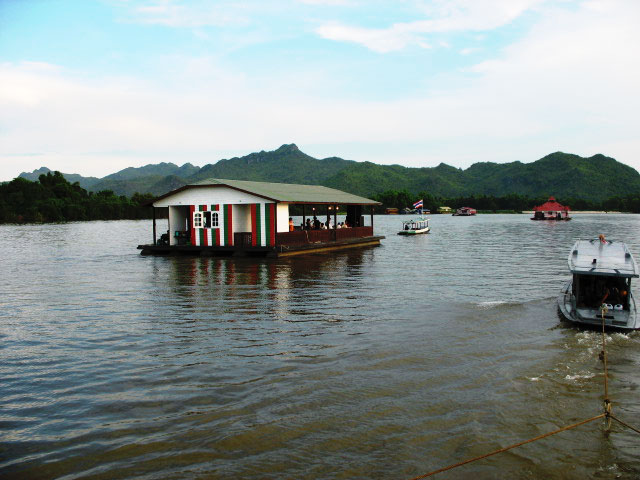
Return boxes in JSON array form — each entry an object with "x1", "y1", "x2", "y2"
[
  {"x1": 18, "y1": 145, "x2": 640, "y2": 202},
  {"x1": 19, "y1": 167, "x2": 100, "y2": 190},
  {"x1": 323, "y1": 152, "x2": 640, "y2": 201}
]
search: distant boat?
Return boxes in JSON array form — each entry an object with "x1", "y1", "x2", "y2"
[
  {"x1": 557, "y1": 238, "x2": 639, "y2": 330},
  {"x1": 398, "y1": 217, "x2": 430, "y2": 235},
  {"x1": 453, "y1": 207, "x2": 477, "y2": 216},
  {"x1": 531, "y1": 196, "x2": 571, "y2": 220}
]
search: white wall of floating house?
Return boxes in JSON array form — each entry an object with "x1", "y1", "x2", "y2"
[{"x1": 153, "y1": 186, "x2": 268, "y2": 208}]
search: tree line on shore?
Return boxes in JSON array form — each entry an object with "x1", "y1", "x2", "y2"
[
  {"x1": 2, "y1": 173, "x2": 640, "y2": 224},
  {"x1": 0, "y1": 172, "x2": 155, "y2": 223},
  {"x1": 373, "y1": 190, "x2": 640, "y2": 214}
]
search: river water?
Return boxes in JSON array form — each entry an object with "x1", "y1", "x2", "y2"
[{"x1": 1, "y1": 214, "x2": 640, "y2": 479}]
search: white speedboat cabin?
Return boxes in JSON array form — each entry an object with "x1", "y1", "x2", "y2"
[{"x1": 559, "y1": 239, "x2": 639, "y2": 329}]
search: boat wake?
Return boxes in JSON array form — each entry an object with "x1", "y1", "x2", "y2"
[
  {"x1": 564, "y1": 372, "x2": 596, "y2": 382},
  {"x1": 475, "y1": 300, "x2": 509, "y2": 309}
]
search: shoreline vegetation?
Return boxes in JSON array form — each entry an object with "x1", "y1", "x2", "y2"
[
  {"x1": 0, "y1": 172, "x2": 154, "y2": 224},
  {"x1": 372, "y1": 190, "x2": 640, "y2": 215},
  {"x1": 0, "y1": 172, "x2": 638, "y2": 224}
]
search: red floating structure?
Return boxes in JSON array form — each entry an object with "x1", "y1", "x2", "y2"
[
  {"x1": 453, "y1": 207, "x2": 477, "y2": 216},
  {"x1": 531, "y1": 197, "x2": 571, "y2": 221}
]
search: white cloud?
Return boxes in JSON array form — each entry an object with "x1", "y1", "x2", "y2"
[
  {"x1": 459, "y1": 47, "x2": 480, "y2": 55},
  {"x1": 297, "y1": 0, "x2": 354, "y2": 5},
  {"x1": 123, "y1": 0, "x2": 252, "y2": 28},
  {"x1": 315, "y1": 22, "x2": 430, "y2": 53},
  {"x1": 316, "y1": 0, "x2": 547, "y2": 51},
  {"x1": 2, "y1": 0, "x2": 640, "y2": 180}
]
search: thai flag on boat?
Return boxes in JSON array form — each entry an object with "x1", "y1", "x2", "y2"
[{"x1": 413, "y1": 199, "x2": 423, "y2": 209}]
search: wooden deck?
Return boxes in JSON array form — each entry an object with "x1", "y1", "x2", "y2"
[{"x1": 138, "y1": 227, "x2": 384, "y2": 257}]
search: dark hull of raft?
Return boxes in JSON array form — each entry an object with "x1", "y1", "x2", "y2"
[{"x1": 138, "y1": 235, "x2": 384, "y2": 257}]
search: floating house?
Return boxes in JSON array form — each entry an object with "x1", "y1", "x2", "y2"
[
  {"x1": 531, "y1": 196, "x2": 571, "y2": 221},
  {"x1": 437, "y1": 206, "x2": 452, "y2": 214},
  {"x1": 453, "y1": 207, "x2": 477, "y2": 216},
  {"x1": 138, "y1": 178, "x2": 384, "y2": 257}
]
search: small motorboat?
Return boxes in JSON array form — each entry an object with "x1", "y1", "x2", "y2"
[
  {"x1": 558, "y1": 237, "x2": 639, "y2": 330},
  {"x1": 398, "y1": 217, "x2": 430, "y2": 235}
]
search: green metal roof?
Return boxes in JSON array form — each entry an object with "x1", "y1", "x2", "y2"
[{"x1": 188, "y1": 178, "x2": 380, "y2": 204}]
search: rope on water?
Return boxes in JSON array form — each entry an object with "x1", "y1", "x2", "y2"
[
  {"x1": 601, "y1": 304, "x2": 612, "y2": 430},
  {"x1": 610, "y1": 415, "x2": 640, "y2": 435},
  {"x1": 407, "y1": 287, "x2": 640, "y2": 479},
  {"x1": 597, "y1": 305, "x2": 640, "y2": 437},
  {"x1": 407, "y1": 414, "x2": 606, "y2": 480}
]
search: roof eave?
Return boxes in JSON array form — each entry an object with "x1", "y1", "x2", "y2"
[
  {"x1": 151, "y1": 182, "x2": 380, "y2": 206},
  {"x1": 283, "y1": 201, "x2": 381, "y2": 206},
  {"x1": 151, "y1": 183, "x2": 278, "y2": 206}
]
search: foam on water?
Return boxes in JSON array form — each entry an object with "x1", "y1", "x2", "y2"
[{"x1": 475, "y1": 300, "x2": 508, "y2": 308}]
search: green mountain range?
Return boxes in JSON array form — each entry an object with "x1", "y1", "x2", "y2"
[
  {"x1": 19, "y1": 167, "x2": 101, "y2": 190},
  {"x1": 18, "y1": 145, "x2": 640, "y2": 202}
]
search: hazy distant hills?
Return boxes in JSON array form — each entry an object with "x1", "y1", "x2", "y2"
[
  {"x1": 19, "y1": 167, "x2": 101, "y2": 190},
  {"x1": 19, "y1": 145, "x2": 640, "y2": 201}
]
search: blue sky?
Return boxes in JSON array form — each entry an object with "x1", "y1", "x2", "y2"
[{"x1": 1, "y1": 0, "x2": 639, "y2": 180}]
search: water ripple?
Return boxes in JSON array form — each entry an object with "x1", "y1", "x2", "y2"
[{"x1": 1, "y1": 215, "x2": 639, "y2": 479}]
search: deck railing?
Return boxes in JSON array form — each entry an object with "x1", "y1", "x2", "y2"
[{"x1": 276, "y1": 226, "x2": 373, "y2": 247}]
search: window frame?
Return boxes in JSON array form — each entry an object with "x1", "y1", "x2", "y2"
[{"x1": 193, "y1": 211, "x2": 203, "y2": 228}]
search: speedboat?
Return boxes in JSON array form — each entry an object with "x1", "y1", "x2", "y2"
[
  {"x1": 557, "y1": 238, "x2": 639, "y2": 330},
  {"x1": 398, "y1": 218, "x2": 430, "y2": 235}
]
